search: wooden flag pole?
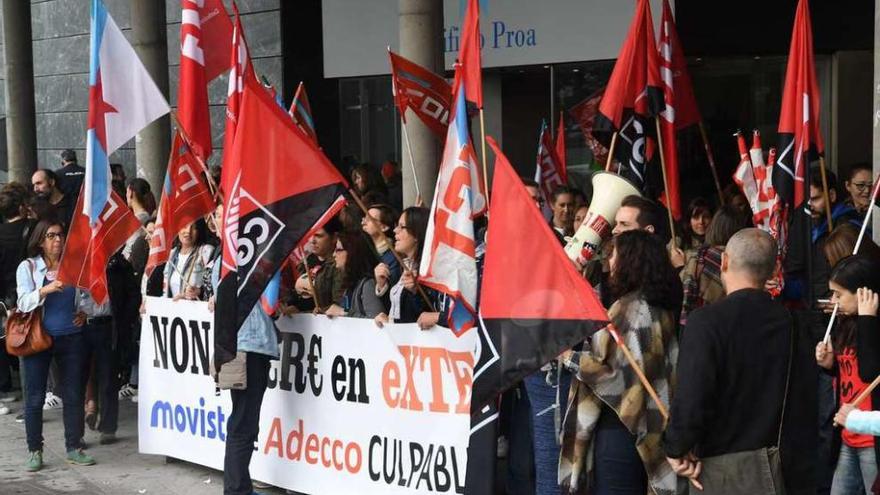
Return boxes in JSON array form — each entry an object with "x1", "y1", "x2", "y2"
[
  {"x1": 299, "y1": 250, "x2": 320, "y2": 310},
  {"x1": 347, "y1": 188, "x2": 436, "y2": 312},
  {"x1": 479, "y1": 108, "x2": 490, "y2": 205},
  {"x1": 400, "y1": 117, "x2": 423, "y2": 202},
  {"x1": 697, "y1": 121, "x2": 725, "y2": 205},
  {"x1": 608, "y1": 324, "x2": 669, "y2": 421},
  {"x1": 604, "y1": 132, "x2": 619, "y2": 172},
  {"x1": 851, "y1": 373, "x2": 880, "y2": 408},
  {"x1": 654, "y1": 116, "x2": 678, "y2": 243},
  {"x1": 818, "y1": 156, "x2": 834, "y2": 231}
]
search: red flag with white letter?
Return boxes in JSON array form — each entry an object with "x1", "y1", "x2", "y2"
[
  {"x1": 389, "y1": 50, "x2": 452, "y2": 138},
  {"x1": 178, "y1": 0, "x2": 232, "y2": 159},
  {"x1": 59, "y1": 188, "x2": 140, "y2": 304},
  {"x1": 145, "y1": 131, "x2": 216, "y2": 277},
  {"x1": 773, "y1": 0, "x2": 823, "y2": 211}
]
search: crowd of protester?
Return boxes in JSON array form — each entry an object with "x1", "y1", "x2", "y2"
[{"x1": 1, "y1": 151, "x2": 879, "y2": 495}]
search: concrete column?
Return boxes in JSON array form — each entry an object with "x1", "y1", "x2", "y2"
[
  {"x1": 2, "y1": 0, "x2": 38, "y2": 183},
  {"x1": 874, "y1": 0, "x2": 880, "y2": 242},
  {"x1": 399, "y1": 0, "x2": 442, "y2": 207},
  {"x1": 130, "y1": 0, "x2": 170, "y2": 194}
]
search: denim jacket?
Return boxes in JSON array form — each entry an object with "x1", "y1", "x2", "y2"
[
  {"x1": 16, "y1": 255, "x2": 81, "y2": 313},
  {"x1": 211, "y1": 260, "x2": 279, "y2": 359}
]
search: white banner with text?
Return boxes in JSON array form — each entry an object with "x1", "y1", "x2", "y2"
[{"x1": 138, "y1": 297, "x2": 476, "y2": 495}]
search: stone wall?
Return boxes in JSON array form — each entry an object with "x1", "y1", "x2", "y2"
[{"x1": 0, "y1": 0, "x2": 281, "y2": 181}]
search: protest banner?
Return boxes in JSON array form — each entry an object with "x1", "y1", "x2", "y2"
[{"x1": 138, "y1": 297, "x2": 475, "y2": 494}]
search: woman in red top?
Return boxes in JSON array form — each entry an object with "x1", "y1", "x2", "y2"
[{"x1": 816, "y1": 255, "x2": 880, "y2": 495}]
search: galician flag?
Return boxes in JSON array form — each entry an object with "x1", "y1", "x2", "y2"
[{"x1": 84, "y1": 0, "x2": 169, "y2": 225}]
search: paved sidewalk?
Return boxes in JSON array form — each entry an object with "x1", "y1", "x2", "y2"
[{"x1": 0, "y1": 399, "x2": 287, "y2": 495}]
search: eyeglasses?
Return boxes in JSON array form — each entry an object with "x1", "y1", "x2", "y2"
[
  {"x1": 45, "y1": 232, "x2": 65, "y2": 240},
  {"x1": 852, "y1": 182, "x2": 874, "y2": 192},
  {"x1": 334, "y1": 246, "x2": 346, "y2": 253}
]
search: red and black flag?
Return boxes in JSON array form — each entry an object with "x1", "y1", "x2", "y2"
[
  {"x1": 594, "y1": 0, "x2": 664, "y2": 196},
  {"x1": 388, "y1": 50, "x2": 452, "y2": 139},
  {"x1": 475, "y1": 136, "x2": 608, "y2": 408},
  {"x1": 214, "y1": 74, "x2": 347, "y2": 370},
  {"x1": 773, "y1": 0, "x2": 823, "y2": 210}
]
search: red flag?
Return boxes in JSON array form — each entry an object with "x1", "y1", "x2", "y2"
[
  {"x1": 459, "y1": 0, "x2": 482, "y2": 107},
  {"x1": 219, "y1": 4, "x2": 257, "y2": 280},
  {"x1": 659, "y1": 0, "x2": 700, "y2": 130},
  {"x1": 288, "y1": 82, "x2": 318, "y2": 145},
  {"x1": 58, "y1": 188, "x2": 140, "y2": 304},
  {"x1": 657, "y1": 0, "x2": 684, "y2": 220},
  {"x1": 555, "y1": 113, "x2": 567, "y2": 182},
  {"x1": 145, "y1": 131, "x2": 216, "y2": 277},
  {"x1": 476, "y1": 136, "x2": 608, "y2": 408},
  {"x1": 214, "y1": 74, "x2": 348, "y2": 370},
  {"x1": 569, "y1": 87, "x2": 608, "y2": 166},
  {"x1": 535, "y1": 120, "x2": 566, "y2": 202},
  {"x1": 595, "y1": 0, "x2": 664, "y2": 194},
  {"x1": 177, "y1": 0, "x2": 232, "y2": 160},
  {"x1": 773, "y1": 0, "x2": 823, "y2": 210},
  {"x1": 388, "y1": 50, "x2": 452, "y2": 138}
]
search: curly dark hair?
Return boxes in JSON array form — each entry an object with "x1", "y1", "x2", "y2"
[
  {"x1": 338, "y1": 230, "x2": 380, "y2": 290},
  {"x1": 609, "y1": 230, "x2": 680, "y2": 310}
]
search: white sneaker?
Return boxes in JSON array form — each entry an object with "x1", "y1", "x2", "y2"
[
  {"x1": 43, "y1": 392, "x2": 62, "y2": 410},
  {"x1": 0, "y1": 405, "x2": 9, "y2": 415},
  {"x1": 118, "y1": 384, "x2": 138, "y2": 401}
]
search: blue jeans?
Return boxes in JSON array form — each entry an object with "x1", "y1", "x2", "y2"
[
  {"x1": 831, "y1": 444, "x2": 877, "y2": 495},
  {"x1": 22, "y1": 332, "x2": 87, "y2": 452},
  {"x1": 82, "y1": 318, "x2": 119, "y2": 434},
  {"x1": 593, "y1": 415, "x2": 647, "y2": 495},
  {"x1": 501, "y1": 383, "x2": 535, "y2": 495},
  {"x1": 524, "y1": 369, "x2": 572, "y2": 495},
  {"x1": 224, "y1": 352, "x2": 271, "y2": 495}
]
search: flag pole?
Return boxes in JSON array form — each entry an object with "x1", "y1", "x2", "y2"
[
  {"x1": 818, "y1": 156, "x2": 834, "y2": 231},
  {"x1": 400, "y1": 117, "x2": 423, "y2": 202},
  {"x1": 604, "y1": 132, "x2": 619, "y2": 172},
  {"x1": 698, "y1": 121, "x2": 725, "y2": 205},
  {"x1": 479, "y1": 108, "x2": 490, "y2": 204},
  {"x1": 347, "y1": 187, "x2": 436, "y2": 312},
  {"x1": 654, "y1": 116, "x2": 677, "y2": 243}
]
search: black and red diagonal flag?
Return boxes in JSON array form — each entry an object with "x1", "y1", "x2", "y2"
[
  {"x1": 594, "y1": 0, "x2": 665, "y2": 197},
  {"x1": 214, "y1": 74, "x2": 347, "y2": 371},
  {"x1": 475, "y1": 136, "x2": 608, "y2": 409},
  {"x1": 773, "y1": 0, "x2": 823, "y2": 211},
  {"x1": 388, "y1": 50, "x2": 453, "y2": 139}
]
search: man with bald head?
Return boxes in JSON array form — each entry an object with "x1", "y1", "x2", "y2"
[{"x1": 663, "y1": 229, "x2": 794, "y2": 492}]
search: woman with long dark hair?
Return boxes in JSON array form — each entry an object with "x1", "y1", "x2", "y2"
[
  {"x1": 560, "y1": 230, "x2": 679, "y2": 495},
  {"x1": 162, "y1": 219, "x2": 214, "y2": 301},
  {"x1": 816, "y1": 255, "x2": 880, "y2": 495},
  {"x1": 324, "y1": 231, "x2": 385, "y2": 318},
  {"x1": 374, "y1": 206, "x2": 433, "y2": 326},
  {"x1": 679, "y1": 197, "x2": 713, "y2": 251},
  {"x1": 16, "y1": 220, "x2": 95, "y2": 471}
]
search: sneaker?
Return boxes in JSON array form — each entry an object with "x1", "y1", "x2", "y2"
[
  {"x1": 118, "y1": 384, "x2": 137, "y2": 400},
  {"x1": 25, "y1": 450, "x2": 42, "y2": 472},
  {"x1": 131, "y1": 394, "x2": 138, "y2": 403},
  {"x1": 0, "y1": 405, "x2": 9, "y2": 415},
  {"x1": 99, "y1": 433, "x2": 116, "y2": 445},
  {"x1": 252, "y1": 480, "x2": 271, "y2": 489},
  {"x1": 65, "y1": 449, "x2": 95, "y2": 466},
  {"x1": 43, "y1": 392, "x2": 62, "y2": 410},
  {"x1": 0, "y1": 391, "x2": 19, "y2": 403},
  {"x1": 15, "y1": 413, "x2": 24, "y2": 423}
]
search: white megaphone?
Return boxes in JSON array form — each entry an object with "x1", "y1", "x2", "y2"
[{"x1": 564, "y1": 172, "x2": 641, "y2": 265}]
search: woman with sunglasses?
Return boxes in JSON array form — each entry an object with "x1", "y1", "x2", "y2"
[{"x1": 16, "y1": 220, "x2": 95, "y2": 471}]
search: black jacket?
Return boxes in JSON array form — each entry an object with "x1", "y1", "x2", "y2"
[
  {"x1": 107, "y1": 253, "x2": 141, "y2": 353},
  {"x1": 57, "y1": 163, "x2": 85, "y2": 199},
  {"x1": 663, "y1": 289, "x2": 792, "y2": 459}
]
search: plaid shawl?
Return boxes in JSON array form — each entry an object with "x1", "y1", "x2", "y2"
[
  {"x1": 559, "y1": 293, "x2": 679, "y2": 495},
  {"x1": 680, "y1": 246, "x2": 724, "y2": 327}
]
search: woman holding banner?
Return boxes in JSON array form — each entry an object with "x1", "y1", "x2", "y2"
[
  {"x1": 16, "y1": 219, "x2": 95, "y2": 471},
  {"x1": 324, "y1": 231, "x2": 386, "y2": 319},
  {"x1": 374, "y1": 206, "x2": 436, "y2": 327},
  {"x1": 162, "y1": 219, "x2": 214, "y2": 301},
  {"x1": 559, "y1": 230, "x2": 679, "y2": 495},
  {"x1": 815, "y1": 255, "x2": 880, "y2": 495}
]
